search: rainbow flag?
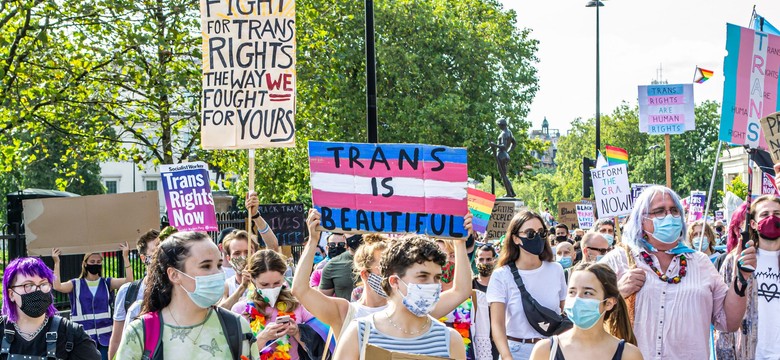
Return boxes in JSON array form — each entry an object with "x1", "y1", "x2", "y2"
[
  {"x1": 467, "y1": 188, "x2": 496, "y2": 234},
  {"x1": 605, "y1": 145, "x2": 628, "y2": 166},
  {"x1": 693, "y1": 66, "x2": 713, "y2": 84}
]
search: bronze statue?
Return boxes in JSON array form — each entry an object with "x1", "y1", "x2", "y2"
[{"x1": 490, "y1": 119, "x2": 516, "y2": 198}]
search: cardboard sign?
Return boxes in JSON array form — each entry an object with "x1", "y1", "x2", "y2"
[
  {"x1": 631, "y1": 184, "x2": 653, "y2": 204},
  {"x1": 485, "y1": 201, "x2": 516, "y2": 240},
  {"x1": 365, "y1": 345, "x2": 451, "y2": 360},
  {"x1": 257, "y1": 203, "x2": 306, "y2": 245},
  {"x1": 687, "y1": 191, "x2": 707, "y2": 223},
  {"x1": 557, "y1": 202, "x2": 579, "y2": 231},
  {"x1": 467, "y1": 188, "x2": 496, "y2": 234},
  {"x1": 23, "y1": 192, "x2": 160, "y2": 256},
  {"x1": 308, "y1": 141, "x2": 468, "y2": 238},
  {"x1": 200, "y1": 0, "x2": 296, "y2": 149},
  {"x1": 576, "y1": 203, "x2": 595, "y2": 230},
  {"x1": 715, "y1": 210, "x2": 725, "y2": 222},
  {"x1": 160, "y1": 162, "x2": 218, "y2": 232},
  {"x1": 720, "y1": 24, "x2": 780, "y2": 149},
  {"x1": 638, "y1": 84, "x2": 695, "y2": 134},
  {"x1": 760, "y1": 111, "x2": 780, "y2": 162},
  {"x1": 591, "y1": 164, "x2": 631, "y2": 219}
]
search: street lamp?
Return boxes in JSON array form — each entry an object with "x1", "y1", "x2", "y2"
[
  {"x1": 586, "y1": 0, "x2": 604, "y2": 159},
  {"x1": 649, "y1": 144, "x2": 660, "y2": 184}
]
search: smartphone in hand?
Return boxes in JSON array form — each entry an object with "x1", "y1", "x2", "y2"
[{"x1": 276, "y1": 315, "x2": 291, "y2": 324}]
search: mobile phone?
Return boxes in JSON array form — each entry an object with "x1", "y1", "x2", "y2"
[{"x1": 276, "y1": 315, "x2": 291, "y2": 324}]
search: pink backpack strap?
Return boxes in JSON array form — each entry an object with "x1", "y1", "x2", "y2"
[{"x1": 140, "y1": 312, "x2": 161, "y2": 360}]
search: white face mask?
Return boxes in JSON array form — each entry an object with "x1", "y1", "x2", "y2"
[
  {"x1": 257, "y1": 285, "x2": 283, "y2": 307},
  {"x1": 395, "y1": 276, "x2": 441, "y2": 317}
]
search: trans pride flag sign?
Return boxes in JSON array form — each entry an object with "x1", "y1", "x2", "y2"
[
  {"x1": 308, "y1": 141, "x2": 468, "y2": 238},
  {"x1": 719, "y1": 23, "x2": 780, "y2": 149}
]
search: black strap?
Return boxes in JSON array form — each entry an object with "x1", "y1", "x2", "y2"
[
  {"x1": 124, "y1": 280, "x2": 142, "y2": 314},
  {"x1": 45, "y1": 316, "x2": 61, "y2": 360},
  {"x1": 1, "y1": 317, "x2": 12, "y2": 356},
  {"x1": 507, "y1": 262, "x2": 529, "y2": 295},
  {"x1": 215, "y1": 307, "x2": 242, "y2": 359},
  {"x1": 611, "y1": 340, "x2": 626, "y2": 360}
]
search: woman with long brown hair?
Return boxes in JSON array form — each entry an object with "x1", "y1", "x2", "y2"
[
  {"x1": 487, "y1": 210, "x2": 567, "y2": 360},
  {"x1": 529, "y1": 262, "x2": 642, "y2": 360}
]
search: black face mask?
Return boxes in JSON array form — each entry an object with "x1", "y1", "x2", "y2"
[
  {"x1": 555, "y1": 235, "x2": 568, "y2": 244},
  {"x1": 715, "y1": 226, "x2": 724, "y2": 233},
  {"x1": 519, "y1": 234, "x2": 545, "y2": 255},
  {"x1": 574, "y1": 235, "x2": 582, "y2": 242},
  {"x1": 85, "y1": 264, "x2": 102, "y2": 275},
  {"x1": 19, "y1": 290, "x2": 52, "y2": 318},
  {"x1": 327, "y1": 243, "x2": 347, "y2": 258}
]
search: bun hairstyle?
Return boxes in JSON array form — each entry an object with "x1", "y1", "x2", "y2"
[
  {"x1": 352, "y1": 234, "x2": 389, "y2": 281},
  {"x1": 245, "y1": 249, "x2": 299, "y2": 314},
  {"x1": 380, "y1": 235, "x2": 446, "y2": 296}
]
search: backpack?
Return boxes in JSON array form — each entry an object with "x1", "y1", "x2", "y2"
[
  {"x1": 0, "y1": 316, "x2": 76, "y2": 360},
  {"x1": 139, "y1": 307, "x2": 254, "y2": 360},
  {"x1": 124, "y1": 280, "x2": 143, "y2": 315}
]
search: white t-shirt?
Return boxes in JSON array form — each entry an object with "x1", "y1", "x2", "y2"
[
  {"x1": 755, "y1": 248, "x2": 780, "y2": 359},
  {"x1": 486, "y1": 262, "x2": 567, "y2": 339},
  {"x1": 223, "y1": 265, "x2": 236, "y2": 280},
  {"x1": 225, "y1": 276, "x2": 249, "y2": 299},
  {"x1": 113, "y1": 280, "x2": 146, "y2": 321}
]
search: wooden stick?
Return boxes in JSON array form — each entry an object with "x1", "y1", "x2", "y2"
[
  {"x1": 247, "y1": 149, "x2": 256, "y2": 254},
  {"x1": 665, "y1": 134, "x2": 672, "y2": 188}
]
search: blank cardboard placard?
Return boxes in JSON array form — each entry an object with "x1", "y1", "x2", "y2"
[
  {"x1": 760, "y1": 111, "x2": 780, "y2": 163},
  {"x1": 365, "y1": 345, "x2": 451, "y2": 360},
  {"x1": 24, "y1": 192, "x2": 160, "y2": 256}
]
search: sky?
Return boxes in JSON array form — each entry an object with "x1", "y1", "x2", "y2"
[{"x1": 500, "y1": 0, "x2": 780, "y2": 134}]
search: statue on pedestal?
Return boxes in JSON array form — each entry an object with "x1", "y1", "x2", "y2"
[{"x1": 490, "y1": 119, "x2": 517, "y2": 198}]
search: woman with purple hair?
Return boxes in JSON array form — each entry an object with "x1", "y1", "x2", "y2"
[{"x1": 1, "y1": 257, "x2": 99, "y2": 359}]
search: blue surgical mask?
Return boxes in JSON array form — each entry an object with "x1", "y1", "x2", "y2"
[
  {"x1": 595, "y1": 255, "x2": 605, "y2": 262},
  {"x1": 564, "y1": 296, "x2": 606, "y2": 330},
  {"x1": 557, "y1": 256, "x2": 573, "y2": 269},
  {"x1": 692, "y1": 237, "x2": 707, "y2": 251},
  {"x1": 647, "y1": 214, "x2": 683, "y2": 244},
  {"x1": 602, "y1": 234, "x2": 614, "y2": 247},
  {"x1": 313, "y1": 254, "x2": 324, "y2": 265},
  {"x1": 176, "y1": 270, "x2": 226, "y2": 309}
]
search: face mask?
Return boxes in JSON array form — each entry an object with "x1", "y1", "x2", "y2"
[
  {"x1": 367, "y1": 272, "x2": 388, "y2": 298},
  {"x1": 757, "y1": 215, "x2": 780, "y2": 241},
  {"x1": 556, "y1": 235, "x2": 568, "y2": 244},
  {"x1": 18, "y1": 290, "x2": 52, "y2": 318},
  {"x1": 595, "y1": 255, "x2": 605, "y2": 262},
  {"x1": 328, "y1": 243, "x2": 347, "y2": 258},
  {"x1": 564, "y1": 296, "x2": 606, "y2": 330},
  {"x1": 476, "y1": 262, "x2": 494, "y2": 277},
  {"x1": 396, "y1": 277, "x2": 441, "y2": 317},
  {"x1": 85, "y1": 264, "x2": 102, "y2": 275},
  {"x1": 257, "y1": 285, "x2": 283, "y2": 307},
  {"x1": 574, "y1": 235, "x2": 582, "y2": 242},
  {"x1": 176, "y1": 270, "x2": 226, "y2": 309},
  {"x1": 441, "y1": 261, "x2": 455, "y2": 284},
  {"x1": 228, "y1": 256, "x2": 247, "y2": 272},
  {"x1": 518, "y1": 233, "x2": 545, "y2": 255},
  {"x1": 647, "y1": 214, "x2": 683, "y2": 244},
  {"x1": 557, "y1": 256, "x2": 573, "y2": 269},
  {"x1": 602, "y1": 234, "x2": 614, "y2": 247},
  {"x1": 692, "y1": 237, "x2": 708, "y2": 251},
  {"x1": 715, "y1": 226, "x2": 724, "y2": 233},
  {"x1": 313, "y1": 254, "x2": 324, "y2": 265}
]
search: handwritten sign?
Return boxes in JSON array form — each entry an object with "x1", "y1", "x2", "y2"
[
  {"x1": 591, "y1": 164, "x2": 631, "y2": 219},
  {"x1": 160, "y1": 162, "x2": 218, "y2": 232},
  {"x1": 257, "y1": 203, "x2": 306, "y2": 245},
  {"x1": 687, "y1": 191, "x2": 706, "y2": 223},
  {"x1": 631, "y1": 184, "x2": 653, "y2": 204},
  {"x1": 200, "y1": 0, "x2": 296, "y2": 149},
  {"x1": 308, "y1": 141, "x2": 468, "y2": 238},
  {"x1": 557, "y1": 202, "x2": 579, "y2": 232},
  {"x1": 720, "y1": 24, "x2": 780, "y2": 149},
  {"x1": 467, "y1": 188, "x2": 496, "y2": 234},
  {"x1": 638, "y1": 84, "x2": 696, "y2": 135},
  {"x1": 760, "y1": 112, "x2": 780, "y2": 162},
  {"x1": 576, "y1": 203, "x2": 595, "y2": 230},
  {"x1": 485, "y1": 201, "x2": 516, "y2": 240}
]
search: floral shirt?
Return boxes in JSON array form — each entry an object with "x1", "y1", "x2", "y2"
[{"x1": 716, "y1": 251, "x2": 759, "y2": 360}]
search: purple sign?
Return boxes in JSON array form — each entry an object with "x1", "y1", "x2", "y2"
[
  {"x1": 715, "y1": 211, "x2": 724, "y2": 222},
  {"x1": 687, "y1": 191, "x2": 706, "y2": 223},
  {"x1": 160, "y1": 162, "x2": 218, "y2": 232}
]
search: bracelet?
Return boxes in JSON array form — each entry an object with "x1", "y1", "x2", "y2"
[
  {"x1": 252, "y1": 211, "x2": 261, "y2": 219},
  {"x1": 734, "y1": 273, "x2": 748, "y2": 297},
  {"x1": 258, "y1": 224, "x2": 271, "y2": 234}
]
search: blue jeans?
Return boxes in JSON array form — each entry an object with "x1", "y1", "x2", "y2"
[
  {"x1": 98, "y1": 344, "x2": 108, "y2": 360},
  {"x1": 499, "y1": 340, "x2": 534, "y2": 360}
]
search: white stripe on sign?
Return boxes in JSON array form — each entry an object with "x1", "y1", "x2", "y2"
[{"x1": 310, "y1": 173, "x2": 466, "y2": 199}]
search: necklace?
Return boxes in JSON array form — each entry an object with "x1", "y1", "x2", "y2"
[
  {"x1": 385, "y1": 312, "x2": 430, "y2": 335},
  {"x1": 14, "y1": 317, "x2": 48, "y2": 341},
  {"x1": 168, "y1": 308, "x2": 207, "y2": 345},
  {"x1": 640, "y1": 252, "x2": 687, "y2": 284}
]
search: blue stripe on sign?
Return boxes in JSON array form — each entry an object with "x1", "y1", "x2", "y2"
[
  {"x1": 720, "y1": 23, "x2": 741, "y2": 143},
  {"x1": 645, "y1": 84, "x2": 685, "y2": 96},
  {"x1": 308, "y1": 141, "x2": 467, "y2": 164},
  {"x1": 314, "y1": 206, "x2": 467, "y2": 238},
  {"x1": 422, "y1": 145, "x2": 467, "y2": 164}
]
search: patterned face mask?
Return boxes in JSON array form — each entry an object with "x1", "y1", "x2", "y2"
[
  {"x1": 395, "y1": 277, "x2": 441, "y2": 317},
  {"x1": 228, "y1": 256, "x2": 247, "y2": 272},
  {"x1": 441, "y1": 261, "x2": 455, "y2": 284},
  {"x1": 366, "y1": 272, "x2": 388, "y2": 298}
]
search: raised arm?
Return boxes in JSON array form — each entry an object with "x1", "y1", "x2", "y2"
[
  {"x1": 51, "y1": 248, "x2": 74, "y2": 293},
  {"x1": 110, "y1": 242, "x2": 134, "y2": 290},
  {"x1": 218, "y1": 274, "x2": 250, "y2": 310},
  {"x1": 432, "y1": 214, "x2": 473, "y2": 318},
  {"x1": 246, "y1": 191, "x2": 280, "y2": 252},
  {"x1": 290, "y1": 210, "x2": 350, "y2": 339}
]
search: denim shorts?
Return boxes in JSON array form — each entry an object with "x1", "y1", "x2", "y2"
[{"x1": 499, "y1": 340, "x2": 534, "y2": 360}]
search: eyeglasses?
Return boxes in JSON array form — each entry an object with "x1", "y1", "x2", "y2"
[
  {"x1": 10, "y1": 282, "x2": 52, "y2": 295},
  {"x1": 517, "y1": 229, "x2": 548, "y2": 239},
  {"x1": 327, "y1": 242, "x2": 346, "y2": 249},
  {"x1": 645, "y1": 207, "x2": 682, "y2": 219},
  {"x1": 586, "y1": 247, "x2": 609, "y2": 255}
]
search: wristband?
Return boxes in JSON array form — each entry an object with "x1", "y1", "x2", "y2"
[
  {"x1": 252, "y1": 211, "x2": 261, "y2": 219},
  {"x1": 734, "y1": 272, "x2": 748, "y2": 297},
  {"x1": 259, "y1": 224, "x2": 271, "y2": 234}
]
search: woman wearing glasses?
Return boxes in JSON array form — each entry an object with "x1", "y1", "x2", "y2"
[
  {"x1": 2, "y1": 257, "x2": 100, "y2": 359},
  {"x1": 487, "y1": 210, "x2": 567, "y2": 360},
  {"x1": 600, "y1": 185, "x2": 754, "y2": 360}
]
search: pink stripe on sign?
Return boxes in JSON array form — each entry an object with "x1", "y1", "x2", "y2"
[
  {"x1": 311, "y1": 189, "x2": 466, "y2": 216},
  {"x1": 309, "y1": 157, "x2": 467, "y2": 182},
  {"x1": 732, "y1": 27, "x2": 756, "y2": 144},
  {"x1": 647, "y1": 114, "x2": 685, "y2": 125},
  {"x1": 646, "y1": 95, "x2": 685, "y2": 106}
]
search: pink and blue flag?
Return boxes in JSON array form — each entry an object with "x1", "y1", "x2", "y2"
[{"x1": 308, "y1": 141, "x2": 468, "y2": 238}]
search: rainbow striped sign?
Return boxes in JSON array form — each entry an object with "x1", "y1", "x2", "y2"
[
  {"x1": 467, "y1": 188, "x2": 496, "y2": 234},
  {"x1": 719, "y1": 23, "x2": 780, "y2": 149},
  {"x1": 308, "y1": 141, "x2": 468, "y2": 238}
]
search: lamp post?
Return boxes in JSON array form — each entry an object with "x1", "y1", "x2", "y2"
[
  {"x1": 366, "y1": 0, "x2": 378, "y2": 143},
  {"x1": 649, "y1": 144, "x2": 660, "y2": 184},
  {"x1": 586, "y1": 0, "x2": 604, "y2": 159}
]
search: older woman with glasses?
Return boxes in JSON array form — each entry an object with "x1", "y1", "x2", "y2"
[{"x1": 600, "y1": 185, "x2": 754, "y2": 360}]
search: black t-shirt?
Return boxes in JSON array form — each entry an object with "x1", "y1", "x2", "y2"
[
  {"x1": 4, "y1": 317, "x2": 100, "y2": 360},
  {"x1": 472, "y1": 277, "x2": 488, "y2": 292}
]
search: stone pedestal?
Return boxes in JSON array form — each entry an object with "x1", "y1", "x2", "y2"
[{"x1": 212, "y1": 190, "x2": 235, "y2": 213}]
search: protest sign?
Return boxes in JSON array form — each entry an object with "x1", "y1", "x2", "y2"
[
  {"x1": 24, "y1": 192, "x2": 160, "y2": 256},
  {"x1": 631, "y1": 184, "x2": 653, "y2": 204},
  {"x1": 687, "y1": 191, "x2": 706, "y2": 223},
  {"x1": 485, "y1": 201, "x2": 516, "y2": 240},
  {"x1": 257, "y1": 203, "x2": 306, "y2": 245},
  {"x1": 557, "y1": 202, "x2": 579, "y2": 232},
  {"x1": 720, "y1": 24, "x2": 780, "y2": 149},
  {"x1": 467, "y1": 188, "x2": 496, "y2": 234},
  {"x1": 160, "y1": 162, "x2": 218, "y2": 232},
  {"x1": 638, "y1": 84, "x2": 695, "y2": 134},
  {"x1": 715, "y1": 210, "x2": 725, "y2": 222},
  {"x1": 760, "y1": 111, "x2": 780, "y2": 162},
  {"x1": 365, "y1": 345, "x2": 450, "y2": 360},
  {"x1": 591, "y1": 164, "x2": 631, "y2": 219},
  {"x1": 576, "y1": 203, "x2": 595, "y2": 230},
  {"x1": 200, "y1": 0, "x2": 296, "y2": 149},
  {"x1": 762, "y1": 172, "x2": 780, "y2": 195},
  {"x1": 308, "y1": 141, "x2": 468, "y2": 238}
]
